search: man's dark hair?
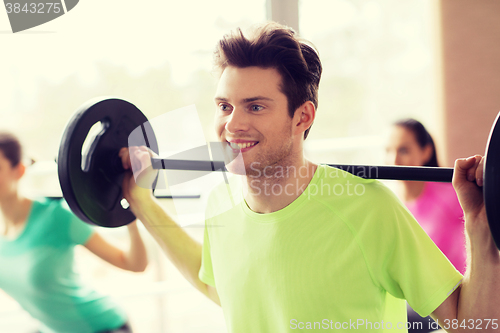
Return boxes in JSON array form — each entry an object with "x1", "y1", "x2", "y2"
[
  {"x1": 394, "y1": 118, "x2": 439, "y2": 167},
  {"x1": 214, "y1": 22, "x2": 322, "y2": 139},
  {"x1": 0, "y1": 131, "x2": 22, "y2": 167}
]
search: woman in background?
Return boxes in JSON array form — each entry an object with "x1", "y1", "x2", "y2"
[
  {"x1": 0, "y1": 131, "x2": 148, "y2": 333},
  {"x1": 385, "y1": 119, "x2": 466, "y2": 333}
]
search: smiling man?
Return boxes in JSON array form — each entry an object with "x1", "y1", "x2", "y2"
[
  {"x1": 213, "y1": 65, "x2": 317, "y2": 213},
  {"x1": 120, "y1": 22, "x2": 500, "y2": 332}
]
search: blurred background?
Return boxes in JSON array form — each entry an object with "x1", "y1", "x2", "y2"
[{"x1": 1, "y1": 0, "x2": 499, "y2": 332}]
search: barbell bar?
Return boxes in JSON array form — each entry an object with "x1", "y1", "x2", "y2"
[
  {"x1": 57, "y1": 98, "x2": 500, "y2": 249},
  {"x1": 151, "y1": 157, "x2": 454, "y2": 182}
]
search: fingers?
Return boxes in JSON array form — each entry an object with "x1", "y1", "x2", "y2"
[
  {"x1": 476, "y1": 156, "x2": 484, "y2": 187},
  {"x1": 466, "y1": 155, "x2": 480, "y2": 182},
  {"x1": 454, "y1": 156, "x2": 475, "y2": 179},
  {"x1": 453, "y1": 155, "x2": 484, "y2": 187},
  {"x1": 119, "y1": 146, "x2": 158, "y2": 192},
  {"x1": 119, "y1": 146, "x2": 151, "y2": 171},
  {"x1": 130, "y1": 147, "x2": 152, "y2": 175},
  {"x1": 119, "y1": 147, "x2": 131, "y2": 169}
]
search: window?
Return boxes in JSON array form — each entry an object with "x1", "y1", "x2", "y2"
[
  {"x1": 300, "y1": 0, "x2": 438, "y2": 165},
  {"x1": 0, "y1": 1, "x2": 266, "y2": 332}
]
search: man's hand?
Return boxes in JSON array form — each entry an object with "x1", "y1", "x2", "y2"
[
  {"x1": 119, "y1": 146, "x2": 158, "y2": 213},
  {"x1": 452, "y1": 155, "x2": 489, "y2": 239},
  {"x1": 449, "y1": 158, "x2": 500, "y2": 333}
]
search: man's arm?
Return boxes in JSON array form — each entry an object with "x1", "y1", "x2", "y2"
[
  {"x1": 119, "y1": 147, "x2": 221, "y2": 306},
  {"x1": 431, "y1": 155, "x2": 500, "y2": 332}
]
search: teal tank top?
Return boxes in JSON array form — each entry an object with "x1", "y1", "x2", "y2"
[{"x1": 0, "y1": 198, "x2": 127, "y2": 333}]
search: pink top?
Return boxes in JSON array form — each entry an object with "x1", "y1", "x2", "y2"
[{"x1": 405, "y1": 182, "x2": 466, "y2": 274}]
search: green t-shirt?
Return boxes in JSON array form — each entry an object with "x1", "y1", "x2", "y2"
[
  {"x1": 199, "y1": 164, "x2": 463, "y2": 332},
  {"x1": 0, "y1": 198, "x2": 127, "y2": 333}
]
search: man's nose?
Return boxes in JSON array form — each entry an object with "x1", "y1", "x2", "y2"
[{"x1": 225, "y1": 108, "x2": 249, "y2": 133}]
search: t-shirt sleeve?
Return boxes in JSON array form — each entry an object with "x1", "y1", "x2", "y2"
[
  {"x1": 58, "y1": 200, "x2": 95, "y2": 245},
  {"x1": 199, "y1": 219, "x2": 216, "y2": 287},
  {"x1": 354, "y1": 182, "x2": 463, "y2": 317}
]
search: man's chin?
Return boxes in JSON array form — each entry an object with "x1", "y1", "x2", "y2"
[{"x1": 224, "y1": 160, "x2": 248, "y2": 176}]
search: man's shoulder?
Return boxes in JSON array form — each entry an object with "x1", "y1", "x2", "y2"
[
  {"x1": 319, "y1": 164, "x2": 379, "y2": 184},
  {"x1": 315, "y1": 164, "x2": 397, "y2": 199},
  {"x1": 312, "y1": 165, "x2": 405, "y2": 222}
]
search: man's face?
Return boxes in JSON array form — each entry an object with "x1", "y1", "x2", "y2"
[{"x1": 214, "y1": 66, "x2": 295, "y2": 176}]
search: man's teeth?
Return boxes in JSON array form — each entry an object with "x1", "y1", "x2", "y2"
[{"x1": 229, "y1": 142, "x2": 257, "y2": 149}]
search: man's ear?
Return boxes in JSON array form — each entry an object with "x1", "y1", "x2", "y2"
[{"x1": 293, "y1": 101, "x2": 315, "y2": 136}]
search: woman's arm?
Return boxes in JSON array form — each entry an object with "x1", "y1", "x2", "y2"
[{"x1": 83, "y1": 220, "x2": 148, "y2": 272}]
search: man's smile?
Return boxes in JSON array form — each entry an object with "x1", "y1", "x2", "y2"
[{"x1": 227, "y1": 140, "x2": 259, "y2": 152}]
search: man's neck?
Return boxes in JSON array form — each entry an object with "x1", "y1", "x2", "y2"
[{"x1": 243, "y1": 159, "x2": 318, "y2": 214}]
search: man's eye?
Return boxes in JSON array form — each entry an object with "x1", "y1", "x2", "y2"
[
  {"x1": 250, "y1": 105, "x2": 263, "y2": 112},
  {"x1": 219, "y1": 104, "x2": 232, "y2": 112}
]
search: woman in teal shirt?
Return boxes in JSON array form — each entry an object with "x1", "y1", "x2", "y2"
[{"x1": 0, "y1": 132, "x2": 148, "y2": 333}]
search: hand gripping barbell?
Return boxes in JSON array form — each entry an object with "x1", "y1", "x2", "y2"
[{"x1": 57, "y1": 98, "x2": 500, "y2": 249}]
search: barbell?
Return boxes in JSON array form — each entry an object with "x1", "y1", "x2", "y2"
[{"x1": 57, "y1": 97, "x2": 500, "y2": 249}]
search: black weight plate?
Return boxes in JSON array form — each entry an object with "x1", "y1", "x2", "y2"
[
  {"x1": 484, "y1": 111, "x2": 500, "y2": 250},
  {"x1": 58, "y1": 97, "x2": 158, "y2": 227}
]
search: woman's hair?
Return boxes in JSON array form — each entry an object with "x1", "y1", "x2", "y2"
[
  {"x1": 394, "y1": 118, "x2": 439, "y2": 167},
  {"x1": 213, "y1": 22, "x2": 322, "y2": 139},
  {"x1": 0, "y1": 131, "x2": 22, "y2": 167}
]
